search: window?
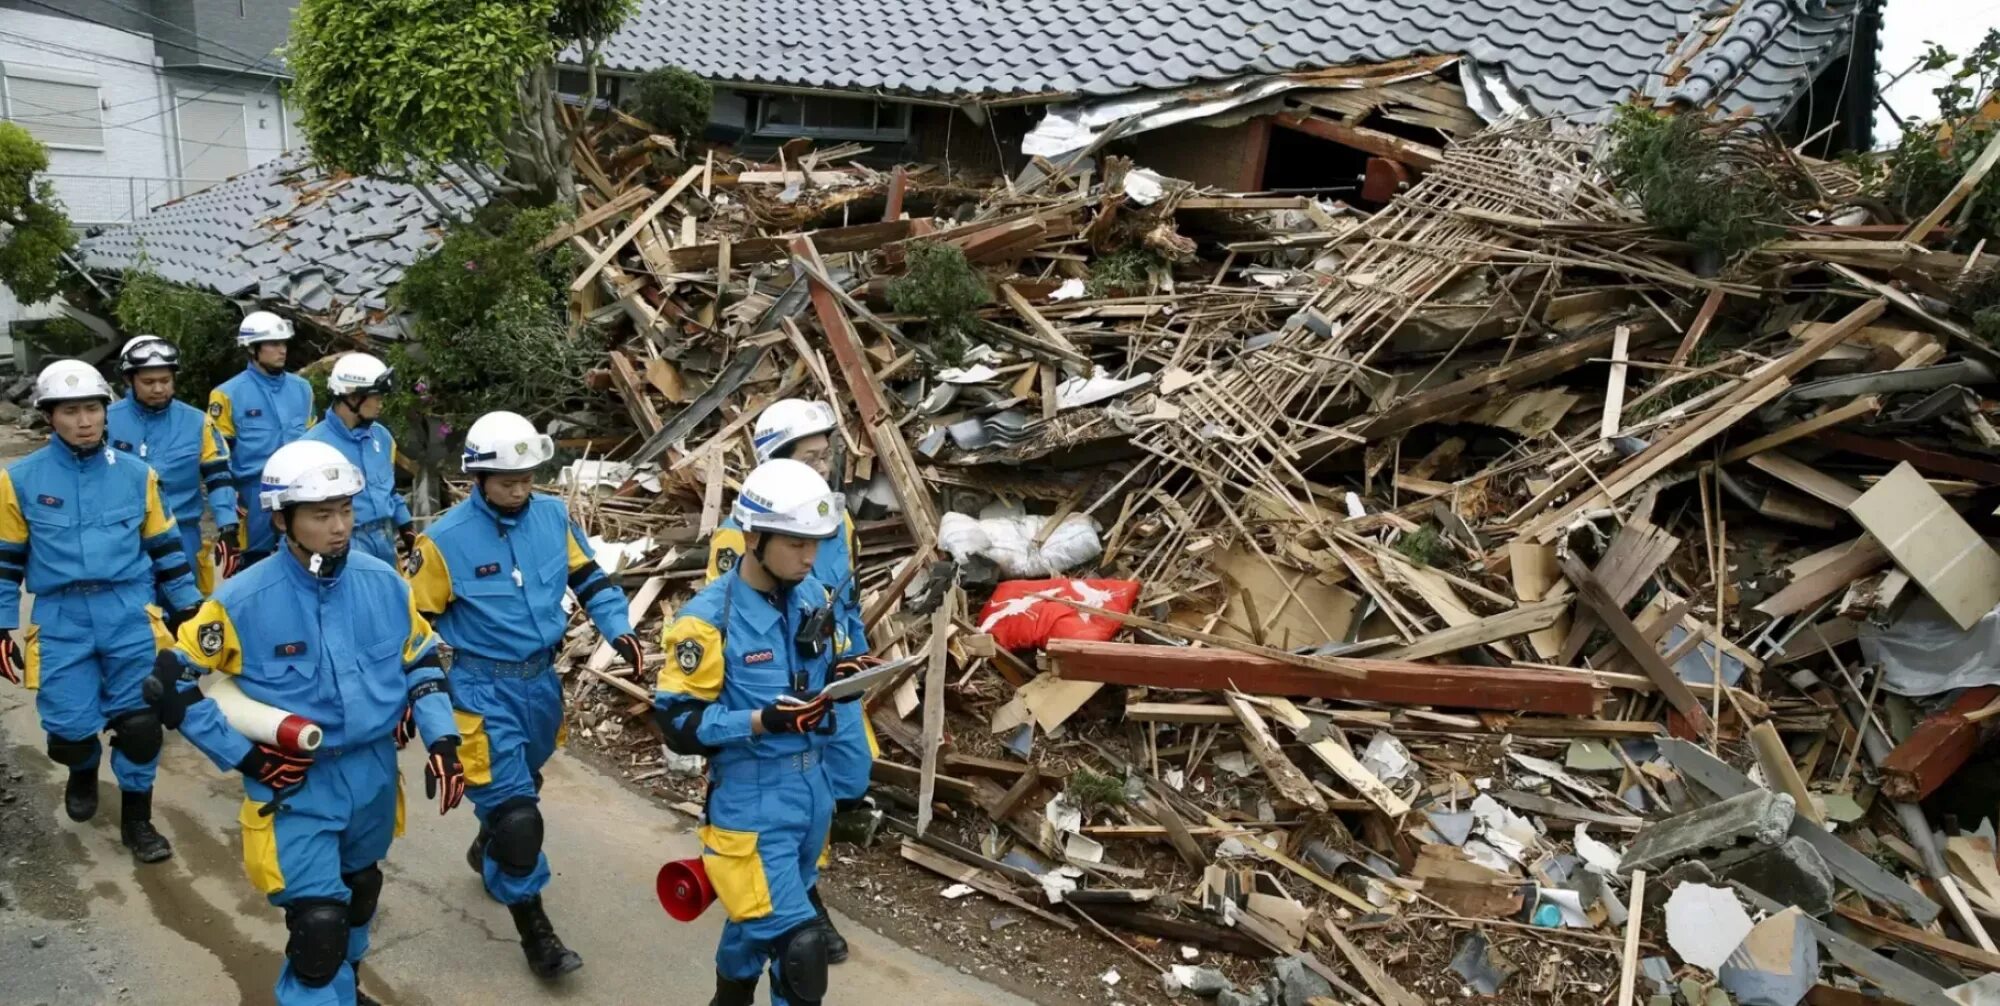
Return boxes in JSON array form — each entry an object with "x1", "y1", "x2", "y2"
[
  {"x1": 1, "y1": 65, "x2": 104, "y2": 150},
  {"x1": 752, "y1": 94, "x2": 910, "y2": 141},
  {"x1": 176, "y1": 95, "x2": 248, "y2": 194},
  {"x1": 556, "y1": 70, "x2": 620, "y2": 104}
]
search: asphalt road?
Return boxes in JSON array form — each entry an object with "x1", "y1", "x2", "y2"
[
  {"x1": 0, "y1": 686, "x2": 1039, "y2": 1005},
  {"x1": 0, "y1": 422, "x2": 1038, "y2": 1005}
]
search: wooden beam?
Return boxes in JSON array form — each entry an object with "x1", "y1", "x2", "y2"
[
  {"x1": 1719, "y1": 397, "x2": 1880, "y2": 463},
  {"x1": 1562, "y1": 557, "x2": 1712, "y2": 736},
  {"x1": 1601, "y1": 323, "x2": 1631, "y2": 439},
  {"x1": 1881, "y1": 686, "x2": 2000, "y2": 801},
  {"x1": 1302, "y1": 737, "x2": 1410, "y2": 818},
  {"x1": 1048, "y1": 598, "x2": 1366, "y2": 681},
  {"x1": 1378, "y1": 597, "x2": 1568, "y2": 661},
  {"x1": 916, "y1": 589, "x2": 953, "y2": 835},
  {"x1": 998, "y1": 284, "x2": 1089, "y2": 365},
  {"x1": 1749, "y1": 722, "x2": 1824, "y2": 824},
  {"x1": 668, "y1": 219, "x2": 912, "y2": 271},
  {"x1": 1670, "y1": 289, "x2": 1725, "y2": 367},
  {"x1": 1832, "y1": 904, "x2": 2000, "y2": 972},
  {"x1": 1901, "y1": 127, "x2": 2000, "y2": 242},
  {"x1": 1817, "y1": 428, "x2": 2000, "y2": 485},
  {"x1": 900, "y1": 842, "x2": 1077, "y2": 931},
  {"x1": 1616, "y1": 870, "x2": 1647, "y2": 1006},
  {"x1": 883, "y1": 165, "x2": 906, "y2": 221},
  {"x1": 1746, "y1": 452, "x2": 1861, "y2": 508},
  {"x1": 1124, "y1": 702, "x2": 1236, "y2": 724},
  {"x1": 1046, "y1": 638, "x2": 1601, "y2": 715},
  {"x1": 607, "y1": 350, "x2": 663, "y2": 435},
  {"x1": 1273, "y1": 112, "x2": 1444, "y2": 168},
  {"x1": 569, "y1": 163, "x2": 704, "y2": 293},
  {"x1": 1354, "y1": 323, "x2": 1647, "y2": 441},
  {"x1": 1753, "y1": 535, "x2": 1892, "y2": 619}
]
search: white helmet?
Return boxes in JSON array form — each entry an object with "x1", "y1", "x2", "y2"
[
  {"x1": 731, "y1": 459, "x2": 842, "y2": 540},
  {"x1": 259, "y1": 440, "x2": 363, "y2": 512},
  {"x1": 118, "y1": 335, "x2": 180, "y2": 374},
  {"x1": 752, "y1": 399, "x2": 837, "y2": 464},
  {"x1": 327, "y1": 352, "x2": 393, "y2": 397},
  {"x1": 462, "y1": 410, "x2": 554, "y2": 473},
  {"x1": 33, "y1": 360, "x2": 114, "y2": 409},
  {"x1": 238, "y1": 310, "x2": 294, "y2": 346}
]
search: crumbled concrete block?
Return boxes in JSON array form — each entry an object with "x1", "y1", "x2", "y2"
[
  {"x1": 1665, "y1": 883, "x2": 1755, "y2": 971},
  {"x1": 1620, "y1": 790, "x2": 1795, "y2": 873},
  {"x1": 1711, "y1": 837, "x2": 1836, "y2": 917}
]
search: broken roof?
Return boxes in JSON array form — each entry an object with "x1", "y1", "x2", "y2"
[
  {"x1": 75, "y1": 154, "x2": 474, "y2": 331},
  {"x1": 595, "y1": 0, "x2": 1865, "y2": 121}
]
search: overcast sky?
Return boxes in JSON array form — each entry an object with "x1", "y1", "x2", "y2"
[{"x1": 1875, "y1": 0, "x2": 2000, "y2": 144}]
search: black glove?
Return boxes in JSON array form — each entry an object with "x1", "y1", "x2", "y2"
[
  {"x1": 164, "y1": 606, "x2": 197, "y2": 637},
  {"x1": 391, "y1": 703, "x2": 415, "y2": 749},
  {"x1": 144, "y1": 651, "x2": 199, "y2": 729},
  {"x1": 237, "y1": 744, "x2": 313, "y2": 789},
  {"x1": 424, "y1": 737, "x2": 465, "y2": 815},
  {"x1": 0, "y1": 629, "x2": 21, "y2": 687},
  {"x1": 759, "y1": 694, "x2": 830, "y2": 735},
  {"x1": 611, "y1": 633, "x2": 644, "y2": 670},
  {"x1": 214, "y1": 534, "x2": 240, "y2": 579},
  {"x1": 397, "y1": 525, "x2": 417, "y2": 556}
]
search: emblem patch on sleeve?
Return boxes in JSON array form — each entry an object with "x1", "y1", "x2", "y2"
[
  {"x1": 196, "y1": 621, "x2": 224, "y2": 657},
  {"x1": 675, "y1": 639, "x2": 703, "y2": 673},
  {"x1": 404, "y1": 548, "x2": 423, "y2": 577},
  {"x1": 208, "y1": 401, "x2": 222, "y2": 418},
  {"x1": 715, "y1": 547, "x2": 738, "y2": 573}
]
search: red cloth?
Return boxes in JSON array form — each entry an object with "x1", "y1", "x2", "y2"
[{"x1": 976, "y1": 578, "x2": 1141, "y2": 651}]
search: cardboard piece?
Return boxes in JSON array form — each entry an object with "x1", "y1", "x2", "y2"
[{"x1": 1848, "y1": 462, "x2": 2000, "y2": 630}]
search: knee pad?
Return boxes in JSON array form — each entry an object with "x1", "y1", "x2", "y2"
[
  {"x1": 283, "y1": 899, "x2": 350, "y2": 988},
  {"x1": 343, "y1": 864, "x2": 384, "y2": 928},
  {"x1": 776, "y1": 922, "x2": 831, "y2": 1003},
  {"x1": 487, "y1": 797, "x2": 543, "y2": 877},
  {"x1": 108, "y1": 710, "x2": 163, "y2": 764},
  {"x1": 46, "y1": 734, "x2": 100, "y2": 768}
]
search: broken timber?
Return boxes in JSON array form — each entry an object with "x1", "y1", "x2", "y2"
[{"x1": 1046, "y1": 638, "x2": 1599, "y2": 714}]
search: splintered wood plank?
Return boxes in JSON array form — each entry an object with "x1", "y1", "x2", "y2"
[
  {"x1": 916, "y1": 590, "x2": 954, "y2": 835},
  {"x1": 569, "y1": 163, "x2": 704, "y2": 293},
  {"x1": 1746, "y1": 452, "x2": 1862, "y2": 508},
  {"x1": 1562, "y1": 557, "x2": 1711, "y2": 736},
  {"x1": 1303, "y1": 737, "x2": 1410, "y2": 818},
  {"x1": 1832, "y1": 904, "x2": 2000, "y2": 971},
  {"x1": 1719, "y1": 397, "x2": 1880, "y2": 463},
  {"x1": 533, "y1": 184, "x2": 657, "y2": 252},
  {"x1": 1749, "y1": 722, "x2": 1823, "y2": 824},
  {"x1": 1225, "y1": 692, "x2": 1326, "y2": 812},
  {"x1": 1601, "y1": 324, "x2": 1630, "y2": 439},
  {"x1": 1380, "y1": 597, "x2": 1568, "y2": 661},
  {"x1": 1508, "y1": 541, "x2": 1571, "y2": 660},
  {"x1": 900, "y1": 842, "x2": 1077, "y2": 931}
]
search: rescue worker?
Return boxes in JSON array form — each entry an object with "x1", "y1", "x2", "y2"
[
  {"x1": 0, "y1": 360, "x2": 201, "y2": 862},
  {"x1": 106, "y1": 335, "x2": 238, "y2": 596},
  {"x1": 147, "y1": 439, "x2": 464, "y2": 1006},
  {"x1": 404, "y1": 410, "x2": 642, "y2": 979},
  {"x1": 705, "y1": 398, "x2": 872, "y2": 962},
  {"x1": 660, "y1": 459, "x2": 853, "y2": 1006},
  {"x1": 211, "y1": 310, "x2": 314, "y2": 571},
  {"x1": 301, "y1": 353, "x2": 411, "y2": 566}
]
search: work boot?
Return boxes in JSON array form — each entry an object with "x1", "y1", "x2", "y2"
[
  {"x1": 709, "y1": 972, "x2": 758, "y2": 1006},
  {"x1": 64, "y1": 764, "x2": 98, "y2": 822},
  {"x1": 829, "y1": 797, "x2": 882, "y2": 847},
  {"x1": 355, "y1": 991, "x2": 382, "y2": 1006},
  {"x1": 507, "y1": 896, "x2": 582, "y2": 978},
  {"x1": 119, "y1": 790, "x2": 172, "y2": 863},
  {"x1": 466, "y1": 824, "x2": 489, "y2": 874},
  {"x1": 806, "y1": 885, "x2": 849, "y2": 964}
]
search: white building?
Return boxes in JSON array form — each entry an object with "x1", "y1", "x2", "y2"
[{"x1": 0, "y1": 0, "x2": 297, "y2": 349}]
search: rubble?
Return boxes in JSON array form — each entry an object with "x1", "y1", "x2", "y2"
[{"x1": 428, "y1": 47, "x2": 2000, "y2": 1006}]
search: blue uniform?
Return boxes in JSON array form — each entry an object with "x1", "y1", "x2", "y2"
[
  {"x1": 707, "y1": 515, "x2": 873, "y2": 800},
  {"x1": 656, "y1": 570, "x2": 840, "y2": 1004},
  {"x1": 209, "y1": 365, "x2": 313, "y2": 562},
  {"x1": 301, "y1": 410, "x2": 410, "y2": 566},
  {"x1": 107, "y1": 393, "x2": 238, "y2": 595},
  {"x1": 406, "y1": 490, "x2": 632, "y2": 905},
  {"x1": 169, "y1": 547, "x2": 454, "y2": 1006},
  {"x1": 0, "y1": 439, "x2": 198, "y2": 791}
]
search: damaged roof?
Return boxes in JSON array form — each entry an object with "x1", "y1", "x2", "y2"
[
  {"x1": 596, "y1": 0, "x2": 1865, "y2": 121},
  {"x1": 75, "y1": 154, "x2": 474, "y2": 330}
]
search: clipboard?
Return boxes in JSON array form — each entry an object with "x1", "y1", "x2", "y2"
[{"x1": 808, "y1": 652, "x2": 927, "y2": 703}]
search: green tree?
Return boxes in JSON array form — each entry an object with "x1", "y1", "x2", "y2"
[
  {"x1": 630, "y1": 67, "x2": 713, "y2": 144},
  {"x1": 112, "y1": 269, "x2": 249, "y2": 403},
  {"x1": 0, "y1": 123, "x2": 76, "y2": 305},
  {"x1": 286, "y1": 0, "x2": 637, "y2": 207}
]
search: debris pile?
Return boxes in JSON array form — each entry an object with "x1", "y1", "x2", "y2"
[{"x1": 533, "y1": 108, "x2": 2000, "y2": 1004}]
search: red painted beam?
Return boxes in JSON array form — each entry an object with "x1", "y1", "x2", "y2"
[
  {"x1": 1045, "y1": 638, "x2": 1601, "y2": 715},
  {"x1": 1881, "y1": 686, "x2": 2000, "y2": 802}
]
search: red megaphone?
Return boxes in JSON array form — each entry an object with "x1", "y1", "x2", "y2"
[{"x1": 657, "y1": 857, "x2": 715, "y2": 922}]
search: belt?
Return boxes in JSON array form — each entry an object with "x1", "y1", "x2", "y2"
[
  {"x1": 450, "y1": 650, "x2": 553, "y2": 679},
  {"x1": 50, "y1": 580, "x2": 130, "y2": 595},
  {"x1": 711, "y1": 746, "x2": 825, "y2": 783}
]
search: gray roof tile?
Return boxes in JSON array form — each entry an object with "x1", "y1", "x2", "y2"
[
  {"x1": 594, "y1": 0, "x2": 1861, "y2": 121},
  {"x1": 76, "y1": 154, "x2": 475, "y2": 324}
]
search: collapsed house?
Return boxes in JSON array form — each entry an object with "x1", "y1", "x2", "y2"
[{"x1": 58, "y1": 2, "x2": 2000, "y2": 1003}]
